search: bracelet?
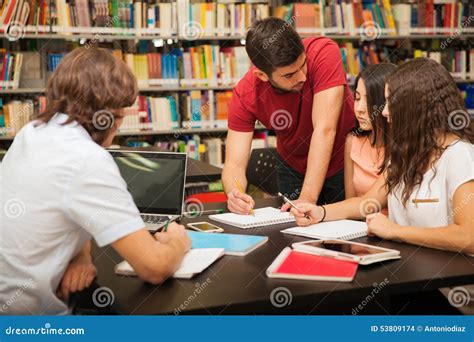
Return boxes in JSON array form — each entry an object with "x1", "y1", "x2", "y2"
[{"x1": 318, "y1": 205, "x2": 326, "y2": 223}]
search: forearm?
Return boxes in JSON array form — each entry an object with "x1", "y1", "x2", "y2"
[
  {"x1": 222, "y1": 163, "x2": 247, "y2": 194},
  {"x1": 391, "y1": 224, "x2": 474, "y2": 254},
  {"x1": 300, "y1": 128, "x2": 337, "y2": 202},
  {"x1": 323, "y1": 196, "x2": 367, "y2": 221}
]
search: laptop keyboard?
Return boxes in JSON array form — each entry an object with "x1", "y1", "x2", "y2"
[{"x1": 141, "y1": 215, "x2": 170, "y2": 224}]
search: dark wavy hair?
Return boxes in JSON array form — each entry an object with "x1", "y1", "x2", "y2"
[
  {"x1": 353, "y1": 62, "x2": 398, "y2": 173},
  {"x1": 385, "y1": 58, "x2": 474, "y2": 206},
  {"x1": 35, "y1": 47, "x2": 138, "y2": 145}
]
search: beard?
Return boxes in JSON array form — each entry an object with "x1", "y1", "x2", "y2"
[{"x1": 268, "y1": 78, "x2": 305, "y2": 94}]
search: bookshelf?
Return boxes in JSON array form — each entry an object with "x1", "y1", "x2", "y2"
[{"x1": 1, "y1": 0, "x2": 474, "y2": 165}]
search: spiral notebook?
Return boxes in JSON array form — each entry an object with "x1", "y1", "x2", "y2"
[
  {"x1": 282, "y1": 220, "x2": 368, "y2": 240},
  {"x1": 209, "y1": 207, "x2": 295, "y2": 229}
]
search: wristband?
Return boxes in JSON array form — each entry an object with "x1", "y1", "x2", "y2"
[{"x1": 318, "y1": 205, "x2": 326, "y2": 223}]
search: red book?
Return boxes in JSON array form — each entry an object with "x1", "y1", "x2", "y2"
[
  {"x1": 266, "y1": 248, "x2": 358, "y2": 282},
  {"x1": 444, "y1": 4, "x2": 451, "y2": 29},
  {"x1": 2, "y1": 0, "x2": 18, "y2": 25}
]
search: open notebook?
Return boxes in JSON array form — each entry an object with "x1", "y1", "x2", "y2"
[
  {"x1": 282, "y1": 220, "x2": 368, "y2": 240},
  {"x1": 115, "y1": 248, "x2": 224, "y2": 279},
  {"x1": 209, "y1": 207, "x2": 295, "y2": 229}
]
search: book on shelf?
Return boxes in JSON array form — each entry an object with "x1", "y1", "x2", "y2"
[
  {"x1": 275, "y1": 1, "x2": 396, "y2": 36},
  {"x1": 0, "y1": 0, "x2": 177, "y2": 35},
  {"x1": 19, "y1": 52, "x2": 45, "y2": 88},
  {"x1": 181, "y1": 45, "x2": 249, "y2": 87},
  {"x1": 0, "y1": 98, "x2": 38, "y2": 135},
  {"x1": 392, "y1": 0, "x2": 474, "y2": 36},
  {"x1": 176, "y1": 0, "x2": 269, "y2": 37},
  {"x1": 120, "y1": 94, "x2": 179, "y2": 132},
  {"x1": 340, "y1": 42, "x2": 474, "y2": 82},
  {"x1": 0, "y1": 51, "x2": 24, "y2": 90}
]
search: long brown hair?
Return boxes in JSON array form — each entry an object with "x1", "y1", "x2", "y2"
[
  {"x1": 385, "y1": 57, "x2": 474, "y2": 206},
  {"x1": 35, "y1": 47, "x2": 138, "y2": 145}
]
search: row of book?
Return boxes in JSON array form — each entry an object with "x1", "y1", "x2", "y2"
[
  {"x1": 43, "y1": 46, "x2": 250, "y2": 87},
  {"x1": 276, "y1": 0, "x2": 396, "y2": 36},
  {"x1": 113, "y1": 45, "x2": 249, "y2": 87},
  {"x1": 0, "y1": 0, "x2": 177, "y2": 34},
  {"x1": 2, "y1": 1, "x2": 474, "y2": 38},
  {"x1": 0, "y1": 51, "x2": 24, "y2": 89},
  {"x1": 341, "y1": 43, "x2": 474, "y2": 81},
  {"x1": 277, "y1": 0, "x2": 474, "y2": 36},
  {"x1": 176, "y1": 0, "x2": 269, "y2": 37},
  {"x1": 118, "y1": 90, "x2": 233, "y2": 133}
]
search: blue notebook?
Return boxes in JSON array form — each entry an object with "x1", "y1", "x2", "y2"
[{"x1": 188, "y1": 231, "x2": 268, "y2": 256}]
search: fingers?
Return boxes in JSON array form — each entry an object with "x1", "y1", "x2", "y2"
[
  {"x1": 280, "y1": 203, "x2": 291, "y2": 212},
  {"x1": 60, "y1": 271, "x2": 72, "y2": 302},
  {"x1": 295, "y1": 215, "x2": 312, "y2": 227},
  {"x1": 228, "y1": 190, "x2": 254, "y2": 215}
]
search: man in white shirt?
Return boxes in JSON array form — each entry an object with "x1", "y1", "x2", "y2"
[{"x1": 0, "y1": 47, "x2": 191, "y2": 315}]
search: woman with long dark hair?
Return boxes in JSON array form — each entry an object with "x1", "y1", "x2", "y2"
[{"x1": 344, "y1": 63, "x2": 397, "y2": 198}]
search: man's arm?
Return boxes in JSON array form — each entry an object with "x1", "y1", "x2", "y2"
[
  {"x1": 222, "y1": 129, "x2": 255, "y2": 214},
  {"x1": 299, "y1": 85, "x2": 345, "y2": 203}
]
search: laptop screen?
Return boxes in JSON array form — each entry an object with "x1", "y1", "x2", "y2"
[{"x1": 110, "y1": 150, "x2": 187, "y2": 215}]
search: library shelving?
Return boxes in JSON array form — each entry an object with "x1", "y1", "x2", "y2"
[{"x1": 1, "y1": 0, "x2": 474, "y2": 164}]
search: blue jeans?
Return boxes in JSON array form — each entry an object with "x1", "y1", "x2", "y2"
[{"x1": 276, "y1": 155, "x2": 345, "y2": 205}]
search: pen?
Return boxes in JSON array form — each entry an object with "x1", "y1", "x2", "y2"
[
  {"x1": 183, "y1": 209, "x2": 225, "y2": 216},
  {"x1": 233, "y1": 176, "x2": 254, "y2": 216},
  {"x1": 278, "y1": 192, "x2": 311, "y2": 220}
]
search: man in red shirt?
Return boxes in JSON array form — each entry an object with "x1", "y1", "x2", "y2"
[{"x1": 222, "y1": 17, "x2": 355, "y2": 215}]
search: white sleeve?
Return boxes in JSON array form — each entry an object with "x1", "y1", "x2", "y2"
[
  {"x1": 446, "y1": 143, "x2": 474, "y2": 200},
  {"x1": 63, "y1": 149, "x2": 145, "y2": 247}
]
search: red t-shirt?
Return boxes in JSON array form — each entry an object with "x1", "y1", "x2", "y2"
[{"x1": 228, "y1": 37, "x2": 355, "y2": 178}]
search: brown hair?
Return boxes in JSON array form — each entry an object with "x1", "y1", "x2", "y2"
[
  {"x1": 35, "y1": 47, "x2": 138, "y2": 144},
  {"x1": 385, "y1": 57, "x2": 474, "y2": 206}
]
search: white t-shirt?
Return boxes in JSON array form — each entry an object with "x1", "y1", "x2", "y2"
[
  {"x1": 388, "y1": 140, "x2": 474, "y2": 227},
  {"x1": 0, "y1": 113, "x2": 145, "y2": 315}
]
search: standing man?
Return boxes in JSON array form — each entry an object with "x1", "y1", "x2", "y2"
[{"x1": 222, "y1": 17, "x2": 355, "y2": 214}]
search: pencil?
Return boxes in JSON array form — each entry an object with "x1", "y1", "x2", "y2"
[
  {"x1": 233, "y1": 176, "x2": 254, "y2": 216},
  {"x1": 163, "y1": 220, "x2": 170, "y2": 232}
]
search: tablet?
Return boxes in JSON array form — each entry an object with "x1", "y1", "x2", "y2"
[{"x1": 292, "y1": 240, "x2": 401, "y2": 265}]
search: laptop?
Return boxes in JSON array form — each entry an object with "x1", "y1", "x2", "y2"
[{"x1": 109, "y1": 150, "x2": 187, "y2": 232}]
